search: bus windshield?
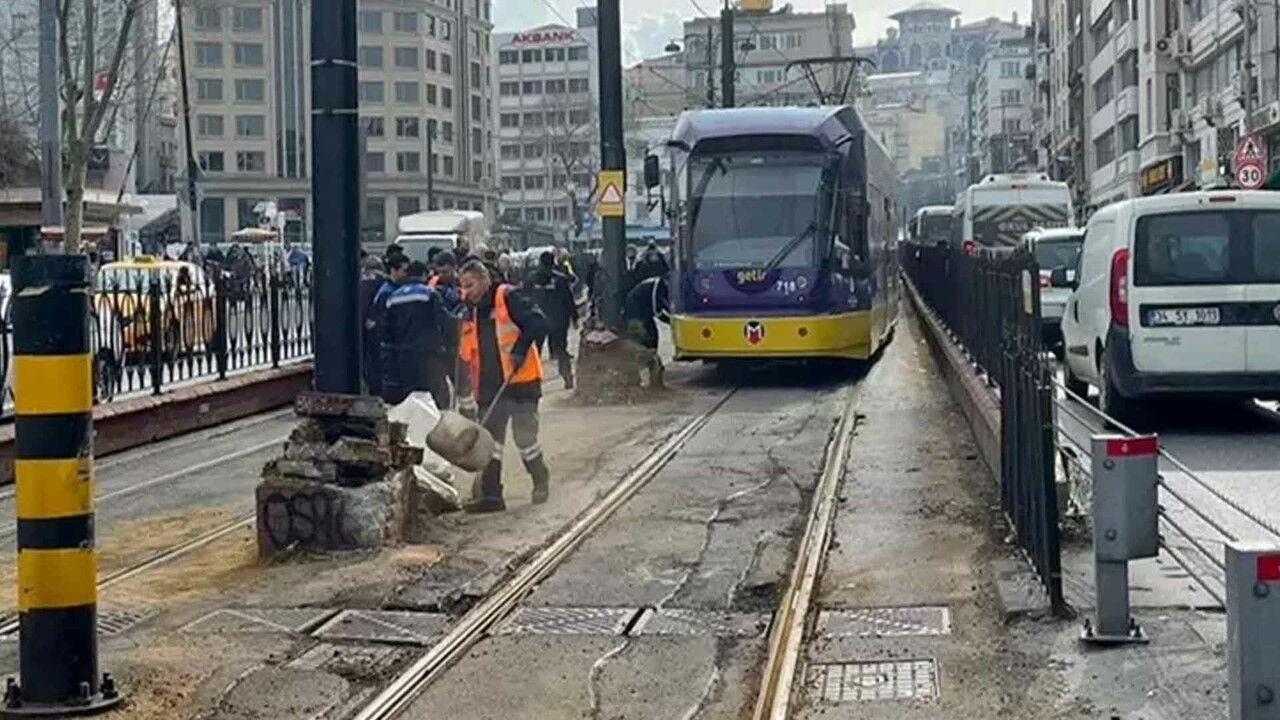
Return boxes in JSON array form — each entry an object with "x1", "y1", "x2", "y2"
[
  {"x1": 686, "y1": 152, "x2": 825, "y2": 270},
  {"x1": 917, "y1": 214, "x2": 951, "y2": 244}
]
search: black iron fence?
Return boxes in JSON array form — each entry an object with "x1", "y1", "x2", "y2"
[
  {"x1": 0, "y1": 266, "x2": 312, "y2": 412},
  {"x1": 903, "y1": 244, "x2": 1067, "y2": 615}
]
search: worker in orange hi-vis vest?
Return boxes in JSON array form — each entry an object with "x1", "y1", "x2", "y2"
[{"x1": 457, "y1": 259, "x2": 551, "y2": 514}]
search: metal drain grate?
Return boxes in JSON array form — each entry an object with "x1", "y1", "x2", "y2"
[
  {"x1": 807, "y1": 659, "x2": 939, "y2": 702},
  {"x1": 181, "y1": 608, "x2": 337, "y2": 635},
  {"x1": 289, "y1": 643, "x2": 407, "y2": 679},
  {"x1": 311, "y1": 610, "x2": 450, "y2": 646},
  {"x1": 495, "y1": 607, "x2": 638, "y2": 636},
  {"x1": 816, "y1": 606, "x2": 951, "y2": 638},
  {"x1": 630, "y1": 608, "x2": 770, "y2": 638},
  {"x1": 0, "y1": 609, "x2": 152, "y2": 641}
]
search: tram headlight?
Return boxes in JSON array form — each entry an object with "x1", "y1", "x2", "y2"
[{"x1": 795, "y1": 275, "x2": 808, "y2": 290}]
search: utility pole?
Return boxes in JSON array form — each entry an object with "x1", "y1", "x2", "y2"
[
  {"x1": 174, "y1": 0, "x2": 201, "y2": 245},
  {"x1": 426, "y1": 123, "x2": 435, "y2": 210},
  {"x1": 310, "y1": 0, "x2": 362, "y2": 393},
  {"x1": 1241, "y1": 0, "x2": 1256, "y2": 132},
  {"x1": 597, "y1": 0, "x2": 626, "y2": 331},
  {"x1": 38, "y1": 0, "x2": 62, "y2": 233},
  {"x1": 706, "y1": 25, "x2": 716, "y2": 108},
  {"x1": 720, "y1": 1, "x2": 736, "y2": 109}
]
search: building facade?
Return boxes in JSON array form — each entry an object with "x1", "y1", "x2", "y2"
[
  {"x1": 974, "y1": 38, "x2": 1037, "y2": 175},
  {"x1": 181, "y1": 0, "x2": 497, "y2": 246},
  {"x1": 495, "y1": 14, "x2": 599, "y2": 237}
]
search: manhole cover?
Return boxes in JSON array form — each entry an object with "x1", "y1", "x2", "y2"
[
  {"x1": 289, "y1": 642, "x2": 407, "y2": 679},
  {"x1": 312, "y1": 610, "x2": 450, "y2": 646},
  {"x1": 807, "y1": 659, "x2": 939, "y2": 702},
  {"x1": 630, "y1": 608, "x2": 770, "y2": 638},
  {"x1": 816, "y1": 606, "x2": 951, "y2": 638},
  {"x1": 495, "y1": 607, "x2": 638, "y2": 636},
  {"x1": 181, "y1": 608, "x2": 337, "y2": 635},
  {"x1": 0, "y1": 609, "x2": 152, "y2": 641}
]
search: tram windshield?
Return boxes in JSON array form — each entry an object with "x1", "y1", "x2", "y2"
[{"x1": 686, "y1": 152, "x2": 826, "y2": 270}]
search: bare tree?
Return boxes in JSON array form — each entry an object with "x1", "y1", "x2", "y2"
[
  {"x1": 56, "y1": 0, "x2": 146, "y2": 251},
  {"x1": 539, "y1": 91, "x2": 599, "y2": 236},
  {"x1": 0, "y1": 104, "x2": 39, "y2": 187}
]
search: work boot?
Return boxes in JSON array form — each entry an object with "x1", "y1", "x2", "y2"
[
  {"x1": 529, "y1": 458, "x2": 551, "y2": 505},
  {"x1": 464, "y1": 497, "x2": 507, "y2": 514},
  {"x1": 559, "y1": 355, "x2": 575, "y2": 390}
]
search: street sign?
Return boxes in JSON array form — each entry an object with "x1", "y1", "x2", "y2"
[
  {"x1": 1237, "y1": 162, "x2": 1265, "y2": 190},
  {"x1": 596, "y1": 170, "x2": 625, "y2": 218},
  {"x1": 1235, "y1": 133, "x2": 1267, "y2": 168}
]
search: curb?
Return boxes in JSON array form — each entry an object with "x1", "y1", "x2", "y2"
[
  {"x1": 0, "y1": 365, "x2": 312, "y2": 486},
  {"x1": 903, "y1": 277, "x2": 1052, "y2": 621}
]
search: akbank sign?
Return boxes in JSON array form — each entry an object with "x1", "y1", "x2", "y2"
[{"x1": 512, "y1": 26, "x2": 576, "y2": 45}]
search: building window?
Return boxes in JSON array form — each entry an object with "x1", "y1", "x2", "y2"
[
  {"x1": 1000, "y1": 61, "x2": 1020, "y2": 78},
  {"x1": 365, "y1": 152, "x2": 386, "y2": 173},
  {"x1": 397, "y1": 196, "x2": 420, "y2": 216},
  {"x1": 393, "y1": 11, "x2": 418, "y2": 33},
  {"x1": 999, "y1": 89, "x2": 1021, "y2": 105},
  {"x1": 236, "y1": 151, "x2": 266, "y2": 172},
  {"x1": 426, "y1": 50, "x2": 437, "y2": 71},
  {"x1": 194, "y1": 8, "x2": 221, "y2": 30},
  {"x1": 394, "y1": 47, "x2": 419, "y2": 69},
  {"x1": 471, "y1": 62, "x2": 482, "y2": 87},
  {"x1": 545, "y1": 110, "x2": 565, "y2": 126},
  {"x1": 395, "y1": 82, "x2": 419, "y2": 103},
  {"x1": 568, "y1": 78, "x2": 589, "y2": 94},
  {"x1": 1095, "y1": 128, "x2": 1116, "y2": 167},
  {"x1": 526, "y1": 207, "x2": 546, "y2": 222},
  {"x1": 569, "y1": 46, "x2": 589, "y2": 61},
  {"x1": 440, "y1": 19, "x2": 452, "y2": 40},
  {"x1": 195, "y1": 42, "x2": 223, "y2": 67},
  {"x1": 473, "y1": 160, "x2": 483, "y2": 181},
  {"x1": 569, "y1": 108, "x2": 590, "y2": 125},
  {"x1": 546, "y1": 48, "x2": 566, "y2": 62},
  {"x1": 197, "y1": 151, "x2": 224, "y2": 172},
  {"x1": 359, "y1": 46, "x2": 384, "y2": 68},
  {"x1": 363, "y1": 196, "x2": 386, "y2": 244},
  {"x1": 237, "y1": 198, "x2": 265, "y2": 230},
  {"x1": 426, "y1": 84, "x2": 438, "y2": 106},
  {"x1": 441, "y1": 53, "x2": 453, "y2": 75},
  {"x1": 363, "y1": 116, "x2": 385, "y2": 137},
  {"x1": 522, "y1": 112, "x2": 543, "y2": 128},
  {"x1": 545, "y1": 79, "x2": 566, "y2": 94},
  {"x1": 235, "y1": 115, "x2": 266, "y2": 138},
  {"x1": 500, "y1": 113, "x2": 519, "y2": 128},
  {"x1": 1094, "y1": 69, "x2": 1114, "y2": 107},
  {"x1": 359, "y1": 11, "x2": 382, "y2": 33},
  {"x1": 197, "y1": 114, "x2": 224, "y2": 137},
  {"x1": 441, "y1": 88, "x2": 453, "y2": 108},
  {"x1": 441, "y1": 121, "x2": 454, "y2": 142},
  {"x1": 500, "y1": 144, "x2": 520, "y2": 159},
  {"x1": 1118, "y1": 51, "x2": 1138, "y2": 89},
  {"x1": 443, "y1": 156, "x2": 455, "y2": 176},
  {"x1": 1119, "y1": 116, "x2": 1139, "y2": 152},
  {"x1": 522, "y1": 80, "x2": 543, "y2": 95},
  {"x1": 500, "y1": 81, "x2": 520, "y2": 96},
  {"x1": 523, "y1": 174, "x2": 545, "y2": 190},
  {"x1": 235, "y1": 79, "x2": 266, "y2": 103},
  {"x1": 499, "y1": 50, "x2": 519, "y2": 65},
  {"x1": 196, "y1": 78, "x2": 223, "y2": 101},
  {"x1": 397, "y1": 151, "x2": 422, "y2": 173},
  {"x1": 522, "y1": 49, "x2": 542, "y2": 64},
  {"x1": 360, "y1": 82, "x2": 385, "y2": 104},
  {"x1": 396, "y1": 117, "x2": 420, "y2": 138},
  {"x1": 1002, "y1": 117, "x2": 1022, "y2": 133},
  {"x1": 233, "y1": 43, "x2": 264, "y2": 67},
  {"x1": 1092, "y1": 8, "x2": 1113, "y2": 48},
  {"x1": 471, "y1": 95, "x2": 482, "y2": 121},
  {"x1": 232, "y1": 7, "x2": 263, "y2": 31},
  {"x1": 501, "y1": 176, "x2": 522, "y2": 191},
  {"x1": 199, "y1": 198, "x2": 225, "y2": 243}
]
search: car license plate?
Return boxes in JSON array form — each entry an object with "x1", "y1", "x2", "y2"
[{"x1": 1146, "y1": 307, "x2": 1221, "y2": 326}]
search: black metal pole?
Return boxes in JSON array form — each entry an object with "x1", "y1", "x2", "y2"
[
  {"x1": 310, "y1": 0, "x2": 362, "y2": 394},
  {"x1": 597, "y1": 0, "x2": 627, "y2": 331},
  {"x1": 720, "y1": 3, "x2": 735, "y2": 109},
  {"x1": 426, "y1": 126, "x2": 435, "y2": 211},
  {"x1": 706, "y1": 25, "x2": 715, "y2": 108},
  {"x1": 174, "y1": 0, "x2": 200, "y2": 245}
]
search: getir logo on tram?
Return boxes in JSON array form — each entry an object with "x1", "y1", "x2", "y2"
[{"x1": 736, "y1": 269, "x2": 768, "y2": 284}]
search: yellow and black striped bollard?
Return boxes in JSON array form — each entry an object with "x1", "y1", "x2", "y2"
[{"x1": 3, "y1": 255, "x2": 119, "y2": 715}]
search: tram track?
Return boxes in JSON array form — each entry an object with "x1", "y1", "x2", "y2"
[{"x1": 350, "y1": 388, "x2": 740, "y2": 720}]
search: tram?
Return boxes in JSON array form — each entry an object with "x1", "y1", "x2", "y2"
[{"x1": 659, "y1": 106, "x2": 900, "y2": 361}]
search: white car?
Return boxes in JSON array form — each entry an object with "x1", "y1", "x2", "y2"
[
  {"x1": 1022, "y1": 227, "x2": 1084, "y2": 352},
  {"x1": 1059, "y1": 191, "x2": 1280, "y2": 421}
]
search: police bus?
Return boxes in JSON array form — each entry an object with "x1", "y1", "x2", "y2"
[{"x1": 953, "y1": 173, "x2": 1073, "y2": 254}]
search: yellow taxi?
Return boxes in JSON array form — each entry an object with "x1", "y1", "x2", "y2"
[{"x1": 94, "y1": 256, "x2": 217, "y2": 360}]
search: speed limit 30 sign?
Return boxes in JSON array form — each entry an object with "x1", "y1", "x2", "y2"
[{"x1": 1236, "y1": 161, "x2": 1265, "y2": 190}]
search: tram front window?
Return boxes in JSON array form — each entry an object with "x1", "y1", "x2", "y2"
[{"x1": 687, "y1": 153, "x2": 825, "y2": 270}]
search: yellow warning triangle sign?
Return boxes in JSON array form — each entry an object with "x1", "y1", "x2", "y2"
[{"x1": 599, "y1": 183, "x2": 624, "y2": 204}]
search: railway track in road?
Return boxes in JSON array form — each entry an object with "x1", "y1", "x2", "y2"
[{"x1": 350, "y1": 384, "x2": 863, "y2": 720}]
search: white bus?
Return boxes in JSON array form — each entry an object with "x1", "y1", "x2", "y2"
[
  {"x1": 954, "y1": 173, "x2": 1073, "y2": 253},
  {"x1": 907, "y1": 205, "x2": 954, "y2": 247},
  {"x1": 386, "y1": 210, "x2": 489, "y2": 261}
]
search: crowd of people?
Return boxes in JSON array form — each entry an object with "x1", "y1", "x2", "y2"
[{"x1": 360, "y1": 241, "x2": 579, "y2": 514}]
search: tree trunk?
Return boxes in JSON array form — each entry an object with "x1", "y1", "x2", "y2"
[{"x1": 62, "y1": 145, "x2": 87, "y2": 253}]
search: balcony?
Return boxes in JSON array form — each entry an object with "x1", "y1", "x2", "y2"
[
  {"x1": 1114, "y1": 84, "x2": 1139, "y2": 118},
  {"x1": 1091, "y1": 100, "x2": 1116, "y2": 139}
]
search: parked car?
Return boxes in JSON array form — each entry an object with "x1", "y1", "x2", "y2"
[
  {"x1": 95, "y1": 256, "x2": 217, "y2": 363},
  {"x1": 1058, "y1": 191, "x2": 1280, "y2": 421},
  {"x1": 1021, "y1": 227, "x2": 1085, "y2": 354}
]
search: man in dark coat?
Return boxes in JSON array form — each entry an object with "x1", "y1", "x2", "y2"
[
  {"x1": 380, "y1": 261, "x2": 451, "y2": 409},
  {"x1": 525, "y1": 251, "x2": 579, "y2": 389}
]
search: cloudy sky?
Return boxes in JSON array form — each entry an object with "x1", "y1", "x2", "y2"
[{"x1": 493, "y1": 0, "x2": 1031, "y2": 62}]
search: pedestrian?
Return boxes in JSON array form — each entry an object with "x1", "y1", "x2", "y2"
[
  {"x1": 457, "y1": 260, "x2": 550, "y2": 513},
  {"x1": 624, "y1": 274, "x2": 671, "y2": 386},
  {"x1": 526, "y1": 250, "x2": 578, "y2": 389},
  {"x1": 631, "y1": 240, "x2": 670, "y2": 288},
  {"x1": 625, "y1": 244, "x2": 638, "y2": 272},
  {"x1": 360, "y1": 254, "x2": 387, "y2": 395},
  {"x1": 381, "y1": 260, "x2": 452, "y2": 410},
  {"x1": 429, "y1": 251, "x2": 464, "y2": 404}
]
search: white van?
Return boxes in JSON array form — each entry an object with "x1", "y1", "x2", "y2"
[
  {"x1": 954, "y1": 173, "x2": 1073, "y2": 253},
  {"x1": 1021, "y1": 226, "x2": 1085, "y2": 351},
  {"x1": 1058, "y1": 191, "x2": 1280, "y2": 420}
]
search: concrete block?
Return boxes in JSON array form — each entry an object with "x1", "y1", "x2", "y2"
[
  {"x1": 295, "y1": 392, "x2": 386, "y2": 421},
  {"x1": 328, "y1": 437, "x2": 392, "y2": 480},
  {"x1": 256, "y1": 474, "x2": 405, "y2": 557}
]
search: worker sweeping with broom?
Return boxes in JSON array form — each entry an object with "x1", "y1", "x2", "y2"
[{"x1": 457, "y1": 259, "x2": 551, "y2": 514}]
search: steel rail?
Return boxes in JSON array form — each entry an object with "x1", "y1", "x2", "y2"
[
  {"x1": 0, "y1": 511, "x2": 255, "y2": 636},
  {"x1": 751, "y1": 392, "x2": 860, "y2": 720},
  {"x1": 351, "y1": 389, "x2": 738, "y2": 720}
]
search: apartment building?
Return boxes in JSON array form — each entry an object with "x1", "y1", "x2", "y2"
[
  {"x1": 495, "y1": 11, "x2": 599, "y2": 235},
  {"x1": 181, "y1": 0, "x2": 497, "y2": 246},
  {"x1": 974, "y1": 38, "x2": 1037, "y2": 175}
]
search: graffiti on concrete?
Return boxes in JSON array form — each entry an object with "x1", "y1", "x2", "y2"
[{"x1": 259, "y1": 490, "x2": 357, "y2": 551}]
